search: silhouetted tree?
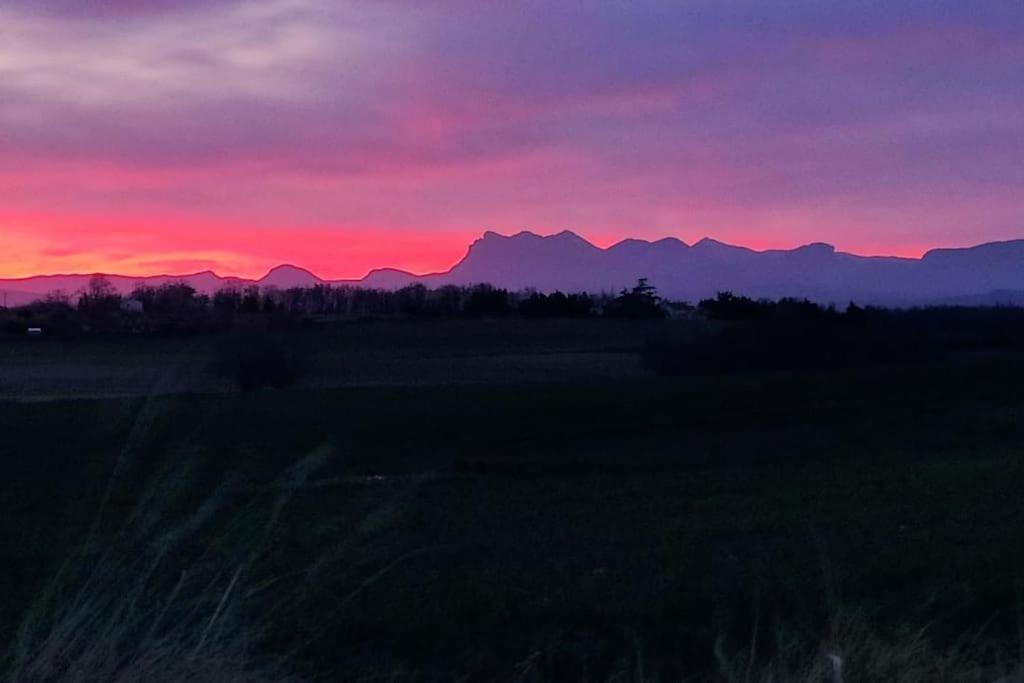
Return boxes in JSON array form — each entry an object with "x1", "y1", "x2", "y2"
[
  {"x1": 519, "y1": 291, "x2": 594, "y2": 318},
  {"x1": 213, "y1": 288, "x2": 243, "y2": 322},
  {"x1": 845, "y1": 301, "x2": 866, "y2": 323},
  {"x1": 396, "y1": 284, "x2": 429, "y2": 316},
  {"x1": 432, "y1": 286, "x2": 463, "y2": 316},
  {"x1": 698, "y1": 291, "x2": 766, "y2": 320},
  {"x1": 605, "y1": 278, "x2": 665, "y2": 319},
  {"x1": 44, "y1": 290, "x2": 71, "y2": 306},
  {"x1": 79, "y1": 276, "x2": 120, "y2": 311},
  {"x1": 130, "y1": 283, "x2": 200, "y2": 314},
  {"x1": 77, "y1": 276, "x2": 121, "y2": 331},
  {"x1": 463, "y1": 284, "x2": 511, "y2": 316},
  {"x1": 240, "y1": 286, "x2": 262, "y2": 314}
]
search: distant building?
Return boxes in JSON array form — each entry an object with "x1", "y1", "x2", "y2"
[
  {"x1": 120, "y1": 298, "x2": 145, "y2": 314},
  {"x1": 663, "y1": 302, "x2": 699, "y2": 320}
]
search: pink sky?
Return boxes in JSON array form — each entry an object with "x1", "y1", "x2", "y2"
[{"x1": 1, "y1": 1, "x2": 1021, "y2": 278}]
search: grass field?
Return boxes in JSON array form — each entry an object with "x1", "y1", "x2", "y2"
[{"x1": 2, "y1": 320, "x2": 1024, "y2": 680}]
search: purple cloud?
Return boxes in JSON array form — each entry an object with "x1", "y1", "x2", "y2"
[{"x1": 0, "y1": 0, "x2": 1022, "y2": 270}]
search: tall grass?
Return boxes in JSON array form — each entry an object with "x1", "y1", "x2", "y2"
[
  {"x1": 11, "y1": 438, "x2": 1024, "y2": 683},
  {"x1": 702, "y1": 610, "x2": 1024, "y2": 683},
  {"x1": 4, "y1": 445, "x2": 332, "y2": 683}
]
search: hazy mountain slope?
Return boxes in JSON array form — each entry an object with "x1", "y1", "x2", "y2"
[
  {"x1": 257, "y1": 265, "x2": 324, "y2": 289},
  {"x1": 2, "y1": 232, "x2": 1023, "y2": 306},
  {"x1": 436, "y1": 230, "x2": 605, "y2": 291}
]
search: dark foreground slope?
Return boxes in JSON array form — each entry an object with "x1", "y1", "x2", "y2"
[{"x1": 2, "y1": 322, "x2": 1024, "y2": 681}]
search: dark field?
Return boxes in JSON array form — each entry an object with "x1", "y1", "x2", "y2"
[
  {"x1": 0, "y1": 319, "x2": 658, "y2": 400},
  {"x1": 2, "y1": 320, "x2": 1024, "y2": 681}
]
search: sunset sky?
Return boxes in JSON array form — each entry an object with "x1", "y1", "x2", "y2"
[{"x1": 1, "y1": 1, "x2": 1022, "y2": 279}]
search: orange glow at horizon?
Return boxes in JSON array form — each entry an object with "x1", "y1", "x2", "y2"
[
  {"x1": 0, "y1": 215, "x2": 476, "y2": 280},
  {"x1": 0, "y1": 1, "x2": 1020, "y2": 280},
  {"x1": 1, "y1": 213, "x2": 946, "y2": 282}
]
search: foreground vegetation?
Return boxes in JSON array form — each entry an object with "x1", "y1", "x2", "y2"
[{"x1": 2, "y1": 311, "x2": 1024, "y2": 680}]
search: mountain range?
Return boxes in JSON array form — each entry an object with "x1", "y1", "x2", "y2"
[{"x1": 2, "y1": 231, "x2": 1024, "y2": 307}]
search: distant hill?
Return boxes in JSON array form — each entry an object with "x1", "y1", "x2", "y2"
[
  {"x1": 2, "y1": 231, "x2": 1023, "y2": 307},
  {"x1": 256, "y1": 265, "x2": 324, "y2": 289}
]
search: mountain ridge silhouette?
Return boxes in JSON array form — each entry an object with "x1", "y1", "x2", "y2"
[{"x1": 3, "y1": 231, "x2": 1023, "y2": 307}]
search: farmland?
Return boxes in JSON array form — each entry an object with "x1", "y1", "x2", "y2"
[{"x1": 2, "y1": 319, "x2": 1024, "y2": 680}]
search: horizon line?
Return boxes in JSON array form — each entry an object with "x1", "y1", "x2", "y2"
[{"x1": 1, "y1": 230, "x2": 1020, "y2": 283}]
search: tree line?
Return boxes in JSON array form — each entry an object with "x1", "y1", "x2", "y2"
[
  {"x1": 5, "y1": 276, "x2": 1024, "y2": 345},
  {"x1": 1, "y1": 276, "x2": 674, "y2": 336}
]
